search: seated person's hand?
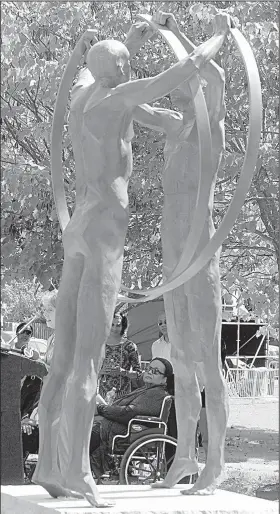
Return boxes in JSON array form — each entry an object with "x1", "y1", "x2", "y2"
[
  {"x1": 21, "y1": 417, "x2": 37, "y2": 436},
  {"x1": 95, "y1": 393, "x2": 107, "y2": 415}
]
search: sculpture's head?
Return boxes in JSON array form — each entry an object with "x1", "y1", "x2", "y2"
[
  {"x1": 41, "y1": 289, "x2": 58, "y2": 330},
  {"x1": 86, "y1": 40, "x2": 131, "y2": 87}
]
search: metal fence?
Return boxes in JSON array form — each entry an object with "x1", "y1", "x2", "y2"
[
  {"x1": 226, "y1": 367, "x2": 279, "y2": 400},
  {"x1": 140, "y1": 360, "x2": 278, "y2": 402}
]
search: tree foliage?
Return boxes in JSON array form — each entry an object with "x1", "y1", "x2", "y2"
[
  {"x1": 1, "y1": 1, "x2": 279, "y2": 327},
  {"x1": 1, "y1": 278, "x2": 43, "y2": 322}
]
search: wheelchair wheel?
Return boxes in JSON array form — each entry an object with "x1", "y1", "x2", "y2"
[{"x1": 119, "y1": 433, "x2": 177, "y2": 485}]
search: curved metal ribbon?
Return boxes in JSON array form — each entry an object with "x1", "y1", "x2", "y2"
[
  {"x1": 51, "y1": 51, "x2": 82, "y2": 231},
  {"x1": 118, "y1": 25, "x2": 262, "y2": 303}
]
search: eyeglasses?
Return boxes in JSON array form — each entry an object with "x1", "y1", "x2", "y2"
[
  {"x1": 158, "y1": 321, "x2": 166, "y2": 326},
  {"x1": 146, "y1": 365, "x2": 165, "y2": 376},
  {"x1": 20, "y1": 330, "x2": 32, "y2": 336}
]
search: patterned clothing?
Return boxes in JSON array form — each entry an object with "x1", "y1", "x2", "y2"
[{"x1": 99, "y1": 339, "x2": 141, "y2": 400}]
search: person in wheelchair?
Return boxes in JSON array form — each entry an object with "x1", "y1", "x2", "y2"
[{"x1": 90, "y1": 357, "x2": 174, "y2": 478}]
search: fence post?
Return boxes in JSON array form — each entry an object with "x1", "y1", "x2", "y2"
[{"x1": 252, "y1": 370, "x2": 257, "y2": 405}]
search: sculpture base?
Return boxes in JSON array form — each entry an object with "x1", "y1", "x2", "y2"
[{"x1": 1, "y1": 484, "x2": 277, "y2": 514}]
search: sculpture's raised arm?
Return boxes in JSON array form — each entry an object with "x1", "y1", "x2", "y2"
[
  {"x1": 124, "y1": 20, "x2": 155, "y2": 56},
  {"x1": 71, "y1": 22, "x2": 155, "y2": 95},
  {"x1": 133, "y1": 103, "x2": 181, "y2": 133},
  {"x1": 116, "y1": 11, "x2": 232, "y2": 107},
  {"x1": 154, "y1": 11, "x2": 225, "y2": 82},
  {"x1": 152, "y1": 10, "x2": 226, "y2": 123}
]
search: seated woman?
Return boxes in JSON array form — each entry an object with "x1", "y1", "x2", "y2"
[{"x1": 90, "y1": 357, "x2": 174, "y2": 478}]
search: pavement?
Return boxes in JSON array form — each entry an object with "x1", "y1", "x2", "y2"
[{"x1": 214, "y1": 397, "x2": 279, "y2": 500}]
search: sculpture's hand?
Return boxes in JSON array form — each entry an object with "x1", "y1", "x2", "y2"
[
  {"x1": 212, "y1": 11, "x2": 234, "y2": 35},
  {"x1": 151, "y1": 11, "x2": 180, "y2": 35},
  {"x1": 125, "y1": 21, "x2": 155, "y2": 56},
  {"x1": 77, "y1": 29, "x2": 98, "y2": 61}
]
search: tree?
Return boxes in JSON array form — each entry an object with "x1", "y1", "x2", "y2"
[
  {"x1": 2, "y1": 278, "x2": 43, "y2": 322},
  {"x1": 1, "y1": 1, "x2": 279, "y2": 328}
]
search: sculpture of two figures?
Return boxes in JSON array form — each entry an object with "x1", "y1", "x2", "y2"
[{"x1": 34, "y1": 8, "x2": 262, "y2": 507}]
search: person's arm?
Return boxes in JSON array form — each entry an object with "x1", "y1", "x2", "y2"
[
  {"x1": 115, "y1": 12, "x2": 232, "y2": 107},
  {"x1": 125, "y1": 341, "x2": 142, "y2": 380},
  {"x1": 21, "y1": 345, "x2": 40, "y2": 361},
  {"x1": 97, "y1": 387, "x2": 166, "y2": 424},
  {"x1": 21, "y1": 356, "x2": 48, "y2": 380},
  {"x1": 133, "y1": 104, "x2": 181, "y2": 133},
  {"x1": 97, "y1": 403, "x2": 136, "y2": 425}
]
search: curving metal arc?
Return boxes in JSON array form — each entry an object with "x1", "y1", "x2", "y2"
[
  {"x1": 51, "y1": 51, "x2": 80, "y2": 232},
  {"x1": 118, "y1": 26, "x2": 262, "y2": 303},
  {"x1": 121, "y1": 14, "x2": 214, "y2": 296}
]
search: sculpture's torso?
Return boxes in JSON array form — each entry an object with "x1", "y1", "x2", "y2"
[
  {"x1": 65, "y1": 83, "x2": 134, "y2": 254},
  {"x1": 70, "y1": 83, "x2": 134, "y2": 209},
  {"x1": 161, "y1": 109, "x2": 224, "y2": 267}
]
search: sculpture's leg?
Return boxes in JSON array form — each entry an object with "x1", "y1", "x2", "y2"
[
  {"x1": 152, "y1": 286, "x2": 201, "y2": 488},
  {"x1": 58, "y1": 256, "x2": 121, "y2": 507},
  {"x1": 181, "y1": 254, "x2": 229, "y2": 495},
  {"x1": 33, "y1": 254, "x2": 84, "y2": 498}
]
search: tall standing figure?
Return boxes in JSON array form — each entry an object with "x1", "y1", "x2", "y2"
[
  {"x1": 34, "y1": 12, "x2": 231, "y2": 507},
  {"x1": 134, "y1": 11, "x2": 229, "y2": 493}
]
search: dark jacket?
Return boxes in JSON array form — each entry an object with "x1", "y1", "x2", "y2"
[
  {"x1": 97, "y1": 384, "x2": 167, "y2": 425},
  {"x1": 91, "y1": 384, "x2": 167, "y2": 477}
]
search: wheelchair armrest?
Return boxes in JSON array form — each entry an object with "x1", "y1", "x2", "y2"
[{"x1": 134, "y1": 415, "x2": 162, "y2": 422}]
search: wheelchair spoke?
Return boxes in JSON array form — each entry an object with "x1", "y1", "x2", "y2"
[{"x1": 119, "y1": 434, "x2": 177, "y2": 486}]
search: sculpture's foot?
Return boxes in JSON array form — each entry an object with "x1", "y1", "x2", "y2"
[
  {"x1": 181, "y1": 462, "x2": 224, "y2": 496},
  {"x1": 65, "y1": 472, "x2": 115, "y2": 507},
  {"x1": 151, "y1": 457, "x2": 199, "y2": 489},
  {"x1": 32, "y1": 470, "x2": 82, "y2": 499}
]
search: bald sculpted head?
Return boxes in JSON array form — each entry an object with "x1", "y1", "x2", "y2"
[{"x1": 86, "y1": 40, "x2": 131, "y2": 86}]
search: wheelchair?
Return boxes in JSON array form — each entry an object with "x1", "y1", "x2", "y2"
[
  {"x1": 24, "y1": 396, "x2": 198, "y2": 486},
  {"x1": 93, "y1": 395, "x2": 198, "y2": 486}
]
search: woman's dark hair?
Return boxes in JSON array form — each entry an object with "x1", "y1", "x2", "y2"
[
  {"x1": 166, "y1": 374, "x2": 175, "y2": 396},
  {"x1": 16, "y1": 322, "x2": 33, "y2": 336},
  {"x1": 113, "y1": 310, "x2": 128, "y2": 336},
  {"x1": 150, "y1": 357, "x2": 174, "y2": 395},
  {"x1": 120, "y1": 314, "x2": 128, "y2": 336}
]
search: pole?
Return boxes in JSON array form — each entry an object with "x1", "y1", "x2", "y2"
[
  {"x1": 236, "y1": 315, "x2": 240, "y2": 369},
  {"x1": 6, "y1": 314, "x2": 38, "y2": 346},
  {"x1": 249, "y1": 333, "x2": 266, "y2": 368}
]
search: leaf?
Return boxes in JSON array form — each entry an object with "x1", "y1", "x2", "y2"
[{"x1": 2, "y1": 242, "x2": 16, "y2": 257}]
